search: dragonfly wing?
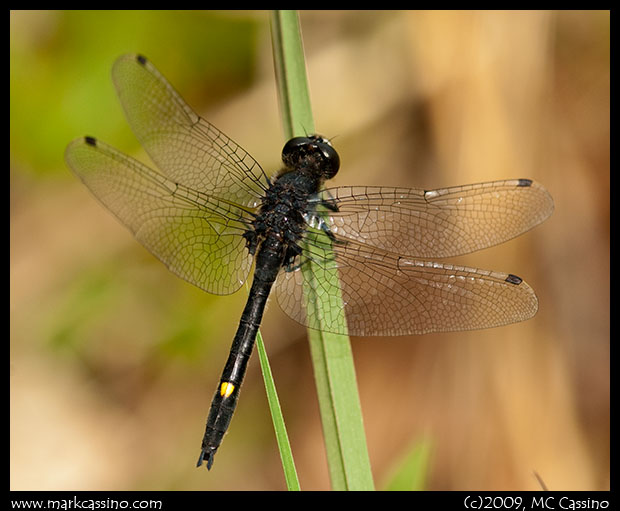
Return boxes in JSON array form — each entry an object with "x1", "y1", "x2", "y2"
[
  {"x1": 111, "y1": 53, "x2": 270, "y2": 209},
  {"x1": 66, "y1": 136, "x2": 254, "y2": 296},
  {"x1": 319, "y1": 179, "x2": 553, "y2": 258},
  {"x1": 275, "y1": 234, "x2": 538, "y2": 336}
]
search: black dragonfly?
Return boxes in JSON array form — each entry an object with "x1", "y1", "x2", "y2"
[{"x1": 65, "y1": 54, "x2": 554, "y2": 470}]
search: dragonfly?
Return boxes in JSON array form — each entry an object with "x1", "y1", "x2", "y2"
[{"x1": 65, "y1": 54, "x2": 554, "y2": 470}]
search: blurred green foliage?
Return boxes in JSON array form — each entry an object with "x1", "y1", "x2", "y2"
[
  {"x1": 383, "y1": 438, "x2": 432, "y2": 491},
  {"x1": 10, "y1": 10, "x2": 264, "y2": 177}
]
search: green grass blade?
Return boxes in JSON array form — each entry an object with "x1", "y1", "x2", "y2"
[
  {"x1": 270, "y1": 9, "x2": 374, "y2": 491},
  {"x1": 256, "y1": 330, "x2": 300, "y2": 490},
  {"x1": 271, "y1": 10, "x2": 315, "y2": 135}
]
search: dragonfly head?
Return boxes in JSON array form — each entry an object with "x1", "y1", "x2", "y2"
[{"x1": 281, "y1": 135, "x2": 340, "y2": 180}]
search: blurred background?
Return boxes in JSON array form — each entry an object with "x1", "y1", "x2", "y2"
[{"x1": 10, "y1": 10, "x2": 609, "y2": 490}]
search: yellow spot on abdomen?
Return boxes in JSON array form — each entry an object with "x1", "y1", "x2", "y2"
[{"x1": 220, "y1": 382, "x2": 235, "y2": 398}]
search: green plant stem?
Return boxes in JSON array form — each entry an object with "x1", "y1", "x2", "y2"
[
  {"x1": 256, "y1": 331, "x2": 300, "y2": 490},
  {"x1": 270, "y1": 9, "x2": 374, "y2": 491}
]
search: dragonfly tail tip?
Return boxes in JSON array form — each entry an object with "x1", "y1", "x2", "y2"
[{"x1": 196, "y1": 449, "x2": 216, "y2": 470}]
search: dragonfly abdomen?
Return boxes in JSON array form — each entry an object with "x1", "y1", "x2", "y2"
[{"x1": 198, "y1": 234, "x2": 287, "y2": 469}]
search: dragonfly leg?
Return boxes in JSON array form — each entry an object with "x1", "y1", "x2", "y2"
[
  {"x1": 243, "y1": 229, "x2": 259, "y2": 255},
  {"x1": 283, "y1": 244, "x2": 303, "y2": 272}
]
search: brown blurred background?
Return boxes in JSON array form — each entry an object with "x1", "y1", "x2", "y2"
[{"x1": 10, "y1": 10, "x2": 609, "y2": 490}]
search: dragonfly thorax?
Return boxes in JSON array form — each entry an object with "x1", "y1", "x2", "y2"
[{"x1": 244, "y1": 175, "x2": 313, "y2": 259}]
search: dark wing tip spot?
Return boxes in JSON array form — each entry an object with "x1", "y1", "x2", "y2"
[
  {"x1": 517, "y1": 178, "x2": 533, "y2": 187},
  {"x1": 136, "y1": 54, "x2": 148, "y2": 66},
  {"x1": 84, "y1": 136, "x2": 97, "y2": 146},
  {"x1": 505, "y1": 274, "x2": 523, "y2": 285}
]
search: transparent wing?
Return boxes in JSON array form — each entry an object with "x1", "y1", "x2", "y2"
[
  {"x1": 111, "y1": 53, "x2": 271, "y2": 208},
  {"x1": 276, "y1": 231, "x2": 538, "y2": 336},
  {"x1": 318, "y1": 179, "x2": 553, "y2": 258},
  {"x1": 65, "y1": 136, "x2": 254, "y2": 295}
]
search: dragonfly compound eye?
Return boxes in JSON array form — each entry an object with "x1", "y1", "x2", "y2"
[
  {"x1": 281, "y1": 135, "x2": 340, "y2": 178},
  {"x1": 315, "y1": 139, "x2": 340, "y2": 179}
]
